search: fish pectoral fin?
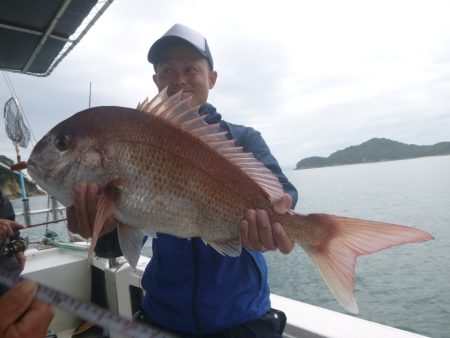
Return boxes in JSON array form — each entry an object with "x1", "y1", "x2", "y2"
[
  {"x1": 142, "y1": 229, "x2": 157, "y2": 238},
  {"x1": 117, "y1": 223, "x2": 145, "y2": 268},
  {"x1": 205, "y1": 238, "x2": 242, "y2": 257},
  {"x1": 103, "y1": 178, "x2": 123, "y2": 200},
  {"x1": 87, "y1": 190, "x2": 118, "y2": 264}
]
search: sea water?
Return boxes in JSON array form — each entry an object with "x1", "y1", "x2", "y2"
[
  {"x1": 11, "y1": 155, "x2": 450, "y2": 338},
  {"x1": 266, "y1": 155, "x2": 450, "y2": 338}
]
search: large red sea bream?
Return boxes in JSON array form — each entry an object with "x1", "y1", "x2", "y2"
[{"x1": 27, "y1": 89, "x2": 433, "y2": 313}]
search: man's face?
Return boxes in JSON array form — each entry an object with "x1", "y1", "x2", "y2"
[{"x1": 153, "y1": 43, "x2": 217, "y2": 108}]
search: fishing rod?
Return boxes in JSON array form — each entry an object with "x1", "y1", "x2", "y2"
[
  {"x1": 0, "y1": 270, "x2": 180, "y2": 338},
  {"x1": 25, "y1": 218, "x2": 68, "y2": 229}
]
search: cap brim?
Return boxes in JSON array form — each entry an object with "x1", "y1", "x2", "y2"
[{"x1": 148, "y1": 36, "x2": 208, "y2": 64}]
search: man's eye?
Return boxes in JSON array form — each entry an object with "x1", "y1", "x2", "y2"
[
  {"x1": 54, "y1": 131, "x2": 72, "y2": 151},
  {"x1": 186, "y1": 67, "x2": 197, "y2": 74}
]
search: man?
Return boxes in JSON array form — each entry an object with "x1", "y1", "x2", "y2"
[
  {"x1": 68, "y1": 24, "x2": 298, "y2": 337},
  {"x1": 0, "y1": 189, "x2": 54, "y2": 338},
  {"x1": 0, "y1": 274, "x2": 54, "y2": 338},
  {"x1": 0, "y1": 188, "x2": 26, "y2": 298}
]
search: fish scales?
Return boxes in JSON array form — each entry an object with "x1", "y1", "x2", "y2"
[{"x1": 58, "y1": 106, "x2": 272, "y2": 241}]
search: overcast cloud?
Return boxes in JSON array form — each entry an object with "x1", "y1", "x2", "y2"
[{"x1": 1, "y1": 0, "x2": 449, "y2": 169}]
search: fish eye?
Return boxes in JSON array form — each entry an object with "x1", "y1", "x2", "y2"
[{"x1": 54, "y1": 131, "x2": 72, "y2": 151}]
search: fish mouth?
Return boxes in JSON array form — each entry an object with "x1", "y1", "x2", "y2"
[
  {"x1": 26, "y1": 158, "x2": 39, "y2": 178},
  {"x1": 27, "y1": 158, "x2": 47, "y2": 181},
  {"x1": 26, "y1": 158, "x2": 36, "y2": 172}
]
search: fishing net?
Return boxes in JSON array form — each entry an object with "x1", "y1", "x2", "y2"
[{"x1": 3, "y1": 97, "x2": 30, "y2": 148}]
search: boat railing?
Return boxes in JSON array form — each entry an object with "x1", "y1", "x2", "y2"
[{"x1": 15, "y1": 195, "x2": 66, "y2": 228}]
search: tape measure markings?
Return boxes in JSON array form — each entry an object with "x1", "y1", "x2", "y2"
[{"x1": 0, "y1": 271, "x2": 179, "y2": 338}]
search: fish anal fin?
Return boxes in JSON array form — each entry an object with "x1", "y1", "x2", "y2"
[
  {"x1": 205, "y1": 238, "x2": 242, "y2": 257},
  {"x1": 291, "y1": 213, "x2": 434, "y2": 314},
  {"x1": 117, "y1": 223, "x2": 145, "y2": 268}
]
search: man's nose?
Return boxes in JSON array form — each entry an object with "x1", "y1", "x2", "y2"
[{"x1": 173, "y1": 71, "x2": 187, "y2": 85}]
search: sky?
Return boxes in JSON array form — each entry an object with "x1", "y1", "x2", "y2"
[{"x1": 1, "y1": 0, "x2": 450, "y2": 170}]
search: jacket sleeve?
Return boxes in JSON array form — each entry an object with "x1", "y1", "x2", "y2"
[
  {"x1": 94, "y1": 229, "x2": 147, "y2": 258},
  {"x1": 94, "y1": 228, "x2": 123, "y2": 257},
  {"x1": 0, "y1": 189, "x2": 15, "y2": 221},
  {"x1": 227, "y1": 124, "x2": 299, "y2": 208}
]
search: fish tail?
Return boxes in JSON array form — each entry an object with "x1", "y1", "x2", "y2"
[{"x1": 286, "y1": 213, "x2": 434, "y2": 313}]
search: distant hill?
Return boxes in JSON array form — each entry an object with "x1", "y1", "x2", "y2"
[
  {"x1": 295, "y1": 138, "x2": 450, "y2": 170},
  {"x1": 0, "y1": 155, "x2": 44, "y2": 198}
]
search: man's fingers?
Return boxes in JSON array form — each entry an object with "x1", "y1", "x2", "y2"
[
  {"x1": 0, "y1": 219, "x2": 23, "y2": 239},
  {"x1": 66, "y1": 206, "x2": 78, "y2": 234},
  {"x1": 16, "y1": 252, "x2": 26, "y2": 271},
  {"x1": 74, "y1": 183, "x2": 92, "y2": 238},
  {"x1": 273, "y1": 223, "x2": 295, "y2": 254},
  {"x1": 256, "y1": 210, "x2": 276, "y2": 250},
  {"x1": 0, "y1": 281, "x2": 37, "y2": 333},
  {"x1": 9, "y1": 221, "x2": 25, "y2": 230},
  {"x1": 240, "y1": 210, "x2": 255, "y2": 250},
  {"x1": 68, "y1": 183, "x2": 117, "y2": 239},
  {"x1": 241, "y1": 209, "x2": 294, "y2": 253},
  {"x1": 8, "y1": 299, "x2": 54, "y2": 338},
  {"x1": 86, "y1": 184, "x2": 99, "y2": 227},
  {"x1": 244, "y1": 209, "x2": 265, "y2": 251},
  {"x1": 74, "y1": 183, "x2": 89, "y2": 236},
  {"x1": 0, "y1": 223, "x2": 11, "y2": 239},
  {"x1": 67, "y1": 183, "x2": 98, "y2": 237},
  {"x1": 25, "y1": 299, "x2": 55, "y2": 327},
  {"x1": 240, "y1": 219, "x2": 249, "y2": 247}
]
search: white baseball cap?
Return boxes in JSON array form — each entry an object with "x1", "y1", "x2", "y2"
[{"x1": 147, "y1": 23, "x2": 214, "y2": 70}]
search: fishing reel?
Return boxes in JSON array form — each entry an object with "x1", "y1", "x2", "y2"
[
  {"x1": 0, "y1": 229, "x2": 29, "y2": 296},
  {"x1": 0, "y1": 229, "x2": 29, "y2": 257}
]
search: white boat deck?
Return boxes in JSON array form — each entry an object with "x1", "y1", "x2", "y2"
[{"x1": 22, "y1": 246, "x2": 429, "y2": 338}]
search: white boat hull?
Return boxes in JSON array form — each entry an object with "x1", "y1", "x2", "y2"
[{"x1": 22, "y1": 246, "x2": 429, "y2": 338}]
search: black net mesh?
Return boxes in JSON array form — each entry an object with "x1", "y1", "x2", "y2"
[{"x1": 3, "y1": 97, "x2": 30, "y2": 148}]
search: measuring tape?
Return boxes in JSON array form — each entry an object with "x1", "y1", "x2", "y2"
[{"x1": 0, "y1": 270, "x2": 180, "y2": 338}]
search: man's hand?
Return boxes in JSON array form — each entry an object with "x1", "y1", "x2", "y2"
[
  {"x1": 240, "y1": 194, "x2": 295, "y2": 254},
  {"x1": 0, "y1": 281, "x2": 54, "y2": 338},
  {"x1": 0, "y1": 219, "x2": 26, "y2": 271},
  {"x1": 0, "y1": 220, "x2": 23, "y2": 240},
  {"x1": 67, "y1": 183, "x2": 117, "y2": 239}
]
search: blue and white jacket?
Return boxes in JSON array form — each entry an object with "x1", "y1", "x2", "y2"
[{"x1": 96, "y1": 103, "x2": 298, "y2": 335}]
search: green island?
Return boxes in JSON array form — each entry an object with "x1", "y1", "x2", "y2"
[
  {"x1": 0, "y1": 155, "x2": 43, "y2": 198},
  {"x1": 295, "y1": 138, "x2": 450, "y2": 170},
  {"x1": 2, "y1": 138, "x2": 450, "y2": 195}
]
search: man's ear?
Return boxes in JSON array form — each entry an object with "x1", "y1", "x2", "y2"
[{"x1": 209, "y1": 70, "x2": 218, "y2": 89}]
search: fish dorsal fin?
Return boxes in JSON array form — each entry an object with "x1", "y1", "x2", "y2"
[
  {"x1": 137, "y1": 86, "x2": 168, "y2": 111},
  {"x1": 137, "y1": 89, "x2": 285, "y2": 202}
]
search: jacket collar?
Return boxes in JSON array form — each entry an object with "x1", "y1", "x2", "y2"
[{"x1": 199, "y1": 103, "x2": 222, "y2": 124}]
